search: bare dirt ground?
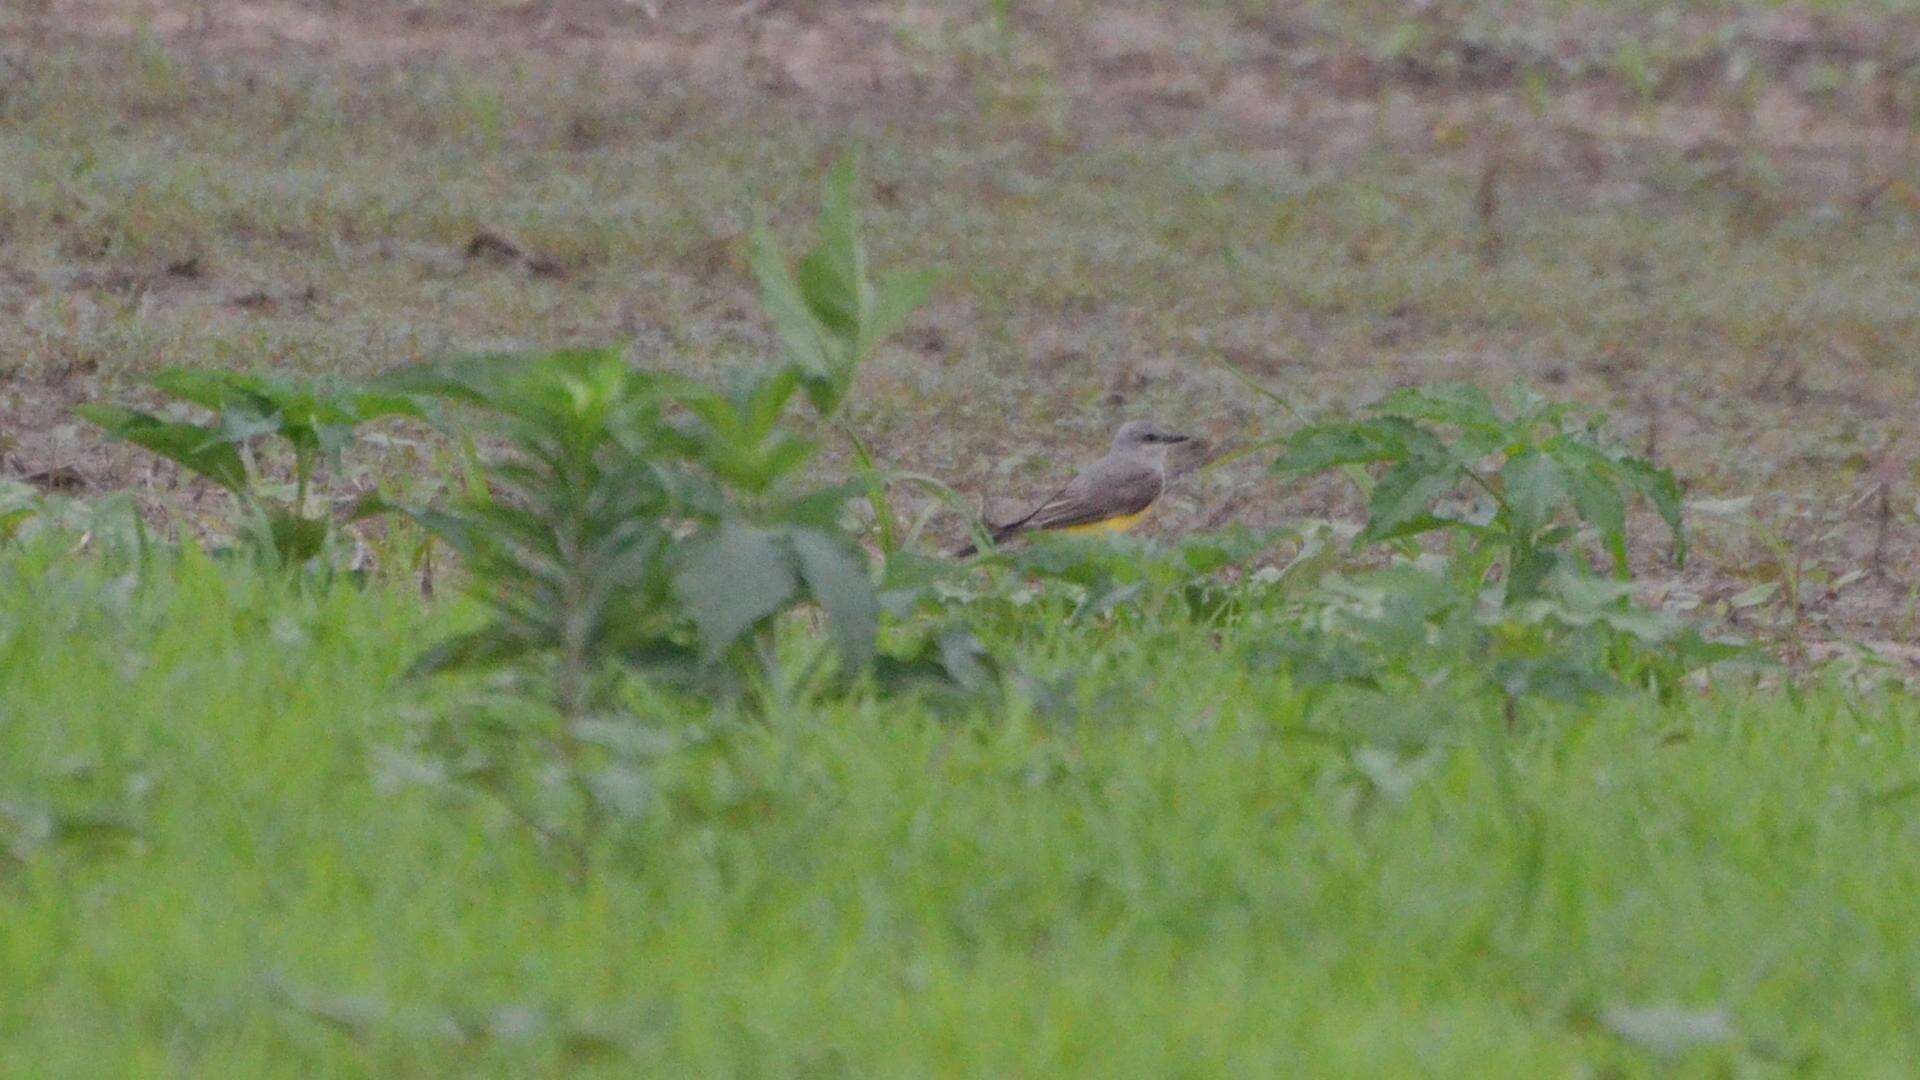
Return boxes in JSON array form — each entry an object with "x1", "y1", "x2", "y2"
[{"x1": 5, "y1": 0, "x2": 1920, "y2": 653}]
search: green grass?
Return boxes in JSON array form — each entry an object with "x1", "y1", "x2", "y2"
[
  {"x1": 5, "y1": 536, "x2": 1920, "y2": 1075},
  {"x1": 8, "y1": 8, "x2": 1920, "y2": 1072}
]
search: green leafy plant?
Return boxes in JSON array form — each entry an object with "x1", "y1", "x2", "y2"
[
  {"x1": 1267, "y1": 382, "x2": 1684, "y2": 607},
  {"x1": 971, "y1": 527, "x2": 1291, "y2": 628},
  {"x1": 352, "y1": 158, "x2": 961, "y2": 871},
  {"x1": 747, "y1": 152, "x2": 961, "y2": 564},
  {"x1": 748, "y1": 153, "x2": 941, "y2": 418},
  {"x1": 366, "y1": 347, "x2": 886, "y2": 875},
  {"x1": 1179, "y1": 375, "x2": 1737, "y2": 718},
  {"x1": 375, "y1": 349, "x2": 887, "y2": 688},
  {"x1": 363, "y1": 144, "x2": 960, "y2": 857},
  {"x1": 77, "y1": 369, "x2": 418, "y2": 566},
  {"x1": 873, "y1": 526, "x2": 1322, "y2": 713},
  {"x1": 1252, "y1": 560, "x2": 1738, "y2": 711}
]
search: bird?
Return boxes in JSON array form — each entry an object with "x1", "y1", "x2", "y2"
[{"x1": 953, "y1": 419, "x2": 1192, "y2": 558}]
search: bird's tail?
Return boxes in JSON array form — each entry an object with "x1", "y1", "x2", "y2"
[{"x1": 951, "y1": 522, "x2": 1016, "y2": 559}]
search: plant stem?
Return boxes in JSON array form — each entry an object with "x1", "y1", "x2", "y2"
[
  {"x1": 478, "y1": 783, "x2": 590, "y2": 886},
  {"x1": 835, "y1": 419, "x2": 895, "y2": 557},
  {"x1": 294, "y1": 448, "x2": 310, "y2": 518},
  {"x1": 553, "y1": 462, "x2": 603, "y2": 865}
]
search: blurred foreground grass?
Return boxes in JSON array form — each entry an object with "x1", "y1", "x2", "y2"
[{"x1": 4, "y1": 536, "x2": 1920, "y2": 1074}]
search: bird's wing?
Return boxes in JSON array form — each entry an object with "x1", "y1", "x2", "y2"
[{"x1": 997, "y1": 457, "x2": 1161, "y2": 537}]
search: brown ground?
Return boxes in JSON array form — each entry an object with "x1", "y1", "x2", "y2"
[{"x1": 5, "y1": 0, "x2": 1920, "y2": 656}]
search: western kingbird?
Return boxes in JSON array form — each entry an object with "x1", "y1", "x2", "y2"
[{"x1": 954, "y1": 420, "x2": 1192, "y2": 557}]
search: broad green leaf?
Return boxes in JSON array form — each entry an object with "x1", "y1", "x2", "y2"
[
  {"x1": 1620, "y1": 456, "x2": 1686, "y2": 563},
  {"x1": 673, "y1": 521, "x2": 798, "y2": 660},
  {"x1": 1514, "y1": 574, "x2": 1679, "y2": 640},
  {"x1": 743, "y1": 365, "x2": 803, "y2": 440},
  {"x1": 217, "y1": 399, "x2": 283, "y2": 444},
  {"x1": 368, "y1": 352, "x2": 533, "y2": 407},
  {"x1": 543, "y1": 351, "x2": 629, "y2": 436},
  {"x1": 797, "y1": 154, "x2": 868, "y2": 341},
  {"x1": 1668, "y1": 629, "x2": 1754, "y2": 671},
  {"x1": 1243, "y1": 632, "x2": 1382, "y2": 689},
  {"x1": 1544, "y1": 571, "x2": 1637, "y2": 609},
  {"x1": 1556, "y1": 439, "x2": 1684, "y2": 563},
  {"x1": 1372, "y1": 383, "x2": 1503, "y2": 433},
  {"x1": 408, "y1": 622, "x2": 549, "y2": 677},
  {"x1": 1587, "y1": 605, "x2": 1681, "y2": 641},
  {"x1": 348, "y1": 390, "x2": 426, "y2": 421},
  {"x1": 700, "y1": 433, "x2": 817, "y2": 494},
  {"x1": 1730, "y1": 581, "x2": 1779, "y2": 608},
  {"x1": 772, "y1": 480, "x2": 864, "y2": 529},
  {"x1": 617, "y1": 637, "x2": 705, "y2": 684},
  {"x1": 1504, "y1": 544, "x2": 1559, "y2": 606},
  {"x1": 876, "y1": 549, "x2": 962, "y2": 616},
  {"x1": 675, "y1": 382, "x2": 742, "y2": 441},
  {"x1": 748, "y1": 226, "x2": 835, "y2": 381},
  {"x1": 350, "y1": 495, "x2": 481, "y2": 557},
  {"x1": 1360, "y1": 460, "x2": 1457, "y2": 542},
  {"x1": 1502, "y1": 449, "x2": 1567, "y2": 538},
  {"x1": 75, "y1": 404, "x2": 249, "y2": 492},
  {"x1": 935, "y1": 626, "x2": 995, "y2": 692},
  {"x1": 1559, "y1": 451, "x2": 1626, "y2": 542},
  {"x1": 149, "y1": 368, "x2": 266, "y2": 412},
  {"x1": 1494, "y1": 655, "x2": 1618, "y2": 703},
  {"x1": 861, "y1": 265, "x2": 942, "y2": 356},
  {"x1": 1269, "y1": 419, "x2": 1415, "y2": 478},
  {"x1": 265, "y1": 508, "x2": 329, "y2": 564},
  {"x1": 757, "y1": 435, "x2": 817, "y2": 481},
  {"x1": 788, "y1": 527, "x2": 878, "y2": 670}
]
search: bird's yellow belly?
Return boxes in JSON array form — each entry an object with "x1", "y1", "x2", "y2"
[{"x1": 1060, "y1": 510, "x2": 1147, "y2": 536}]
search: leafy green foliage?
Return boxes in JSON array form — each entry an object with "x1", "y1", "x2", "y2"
[
  {"x1": 1270, "y1": 383, "x2": 1684, "y2": 606},
  {"x1": 9, "y1": 534, "x2": 1917, "y2": 1075},
  {"x1": 380, "y1": 339, "x2": 903, "y2": 682},
  {"x1": 72, "y1": 403, "x2": 249, "y2": 492},
  {"x1": 1233, "y1": 384, "x2": 1734, "y2": 714},
  {"x1": 1248, "y1": 561, "x2": 1742, "y2": 716},
  {"x1": 344, "y1": 159, "x2": 957, "y2": 871},
  {"x1": 365, "y1": 335, "x2": 897, "y2": 872},
  {"x1": 968, "y1": 527, "x2": 1292, "y2": 626},
  {"x1": 748, "y1": 153, "x2": 941, "y2": 415},
  {"x1": 77, "y1": 369, "x2": 418, "y2": 566},
  {"x1": 371, "y1": 348, "x2": 881, "y2": 692},
  {"x1": 946, "y1": 506, "x2": 1733, "y2": 720}
]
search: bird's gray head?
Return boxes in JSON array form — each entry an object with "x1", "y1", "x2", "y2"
[{"x1": 1111, "y1": 420, "x2": 1192, "y2": 454}]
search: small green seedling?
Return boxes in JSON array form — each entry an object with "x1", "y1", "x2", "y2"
[{"x1": 77, "y1": 369, "x2": 419, "y2": 567}]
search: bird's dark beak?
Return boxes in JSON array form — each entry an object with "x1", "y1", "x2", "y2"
[{"x1": 1167, "y1": 433, "x2": 1192, "y2": 444}]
